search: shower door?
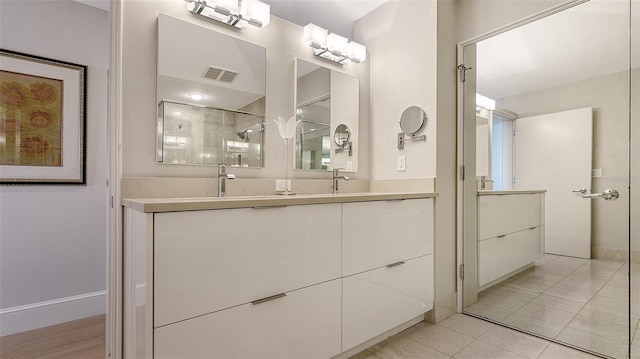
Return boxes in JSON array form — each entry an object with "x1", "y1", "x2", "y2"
[{"x1": 459, "y1": 1, "x2": 636, "y2": 358}]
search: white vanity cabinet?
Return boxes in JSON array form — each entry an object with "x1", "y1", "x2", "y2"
[
  {"x1": 153, "y1": 204, "x2": 342, "y2": 327},
  {"x1": 477, "y1": 192, "x2": 545, "y2": 287},
  {"x1": 342, "y1": 198, "x2": 434, "y2": 351},
  {"x1": 123, "y1": 193, "x2": 436, "y2": 359}
]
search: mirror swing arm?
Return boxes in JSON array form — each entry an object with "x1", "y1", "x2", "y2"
[
  {"x1": 334, "y1": 141, "x2": 353, "y2": 156},
  {"x1": 397, "y1": 132, "x2": 426, "y2": 150}
]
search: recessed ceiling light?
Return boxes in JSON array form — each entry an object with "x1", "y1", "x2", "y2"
[{"x1": 188, "y1": 93, "x2": 205, "y2": 101}]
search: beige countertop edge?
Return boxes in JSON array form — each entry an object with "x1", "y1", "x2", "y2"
[
  {"x1": 477, "y1": 190, "x2": 547, "y2": 196},
  {"x1": 123, "y1": 192, "x2": 439, "y2": 213}
]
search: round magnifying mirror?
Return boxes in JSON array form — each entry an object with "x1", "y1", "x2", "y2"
[
  {"x1": 399, "y1": 106, "x2": 427, "y2": 135},
  {"x1": 334, "y1": 124, "x2": 351, "y2": 147}
]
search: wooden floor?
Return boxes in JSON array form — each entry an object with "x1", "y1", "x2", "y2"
[{"x1": 0, "y1": 315, "x2": 105, "y2": 359}]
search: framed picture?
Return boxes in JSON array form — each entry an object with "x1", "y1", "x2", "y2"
[{"x1": 0, "y1": 49, "x2": 87, "y2": 185}]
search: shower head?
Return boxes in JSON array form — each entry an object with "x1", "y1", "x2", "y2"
[{"x1": 237, "y1": 129, "x2": 249, "y2": 141}]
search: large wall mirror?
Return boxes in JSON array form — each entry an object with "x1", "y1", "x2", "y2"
[
  {"x1": 294, "y1": 59, "x2": 359, "y2": 172},
  {"x1": 461, "y1": 1, "x2": 636, "y2": 358},
  {"x1": 156, "y1": 14, "x2": 266, "y2": 167}
]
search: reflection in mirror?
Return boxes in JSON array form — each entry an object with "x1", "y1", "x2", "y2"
[
  {"x1": 157, "y1": 101, "x2": 264, "y2": 167},
  {"x1": 462, "y1": 1, "x2": 634, "y2": 358},
  {"x1": 296, "y1": 96, "x2": 331, "y2": 170},
  {"x1": 399, "y1": 106, "x2": 426, "y2": 134},
  {"x1": 334, "y1": 124, "x2": 350, "y2": 147},
  {"x1": 156, "y1": 14, "x2": 266, "y2": 167},
  {"x1": 294, "y1": 59, "x2": 359, "y2": 171}
]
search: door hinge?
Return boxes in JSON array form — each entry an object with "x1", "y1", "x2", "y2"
[
  {"x1": 458, "y1": 64, "x2": 472, "y2": 83},
  {"x1": 459, "y1": 264, "x2": 465, "y2": 280},
  {"x1": 513, "y1": 177, "x2": 517, "y2": 184},
  {"x1": 460, "y1": 165, "x2": 466, "y2": 181},
  {"x1": 513, "y1": 130, "x2": 517, "y2": 137},
  {"x1": 111, "y1": 195, "x2": 115, "y2": 208}
]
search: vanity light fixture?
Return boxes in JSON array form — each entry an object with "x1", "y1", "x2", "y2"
[
  {"x1": 184, "y1": 0, "x2": 270, "y2": 29},
  {"x1": 302, "y1": 23, "x2": 366, "y2": 64}
]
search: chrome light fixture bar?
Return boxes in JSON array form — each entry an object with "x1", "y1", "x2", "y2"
[
  {"x1": 302, "y1": 23, "x2": 366, "y2": 64},
  {"x1": 185, "y1": 0, "x2": 270, "y2": 29}
]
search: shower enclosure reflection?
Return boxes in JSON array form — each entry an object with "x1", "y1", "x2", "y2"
[{"x1": 157, "y1": 101, "x2": 264, "y2": 167}]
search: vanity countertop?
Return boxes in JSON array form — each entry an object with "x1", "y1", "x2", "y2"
[
  {"x1": 123, "y1": 192, "x2": 438, "y2": 213},
  {"x1": 477, "y1": 190, "x2": 547, "y2": 196}
]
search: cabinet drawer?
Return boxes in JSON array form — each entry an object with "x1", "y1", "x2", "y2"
[
  {"x1": 153, "y1": 203, "x2": 341, "y2": 327},
  {"x1": 342, "y1": 255, "x2": 434, "y2": 351},
  {"x1": 478, "y1": 226, "x2": 544, "y2": 287},
  {"x1": 478, "y1": 194, "x2": 543, "y2": 240},
  {"x1": 154, "y1": 279, "x2": 342, "y2": 359},
  {"x1": 343, "y1": 198, "x2": 433, "y2": 276}
]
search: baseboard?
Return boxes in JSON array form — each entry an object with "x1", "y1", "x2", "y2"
[
  {"x1": 0, "y1": 290, "x2": 107, "y2": 337},
  {"x1": 592, "y1": 247, "x2": 640, "y2": 263}
]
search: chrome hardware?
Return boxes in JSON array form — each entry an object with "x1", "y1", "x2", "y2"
[
  {"x1": 572, "y1": 188, "x2": 587, "y2": 194},
  {"x1": 217, "y1": 164, "x2": 236, "y2": 197},
  {"x1": 251, "y1": 293, "x2": 287, "y2": 305},
  {"x1": 581, "y1": 188, "x2": 619, "y2": 201},
  {"x1": 332, "y1": 168, "x2": 350, "y2": 194},
  {"x1": 386, "y1": 261, "x2": 406, "y2": 268},
  {"x1": 529, "y1": 227, "x2": 537, "y2": 230},
  {"x1": 479, "y1": 176, "x2": 495, "y2": 191},
  {"x1": 497, "y1": 234, "x2": 506, "y2": 238}
]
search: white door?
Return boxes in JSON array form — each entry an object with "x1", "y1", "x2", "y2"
[{"x1": 514, "y1": 107, "x2": 593, "y2": 258}]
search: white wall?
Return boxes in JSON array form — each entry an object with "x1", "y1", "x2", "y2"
[
  {"x1": 121, "y1": 1, "x2": 370, "y2": 180},
  {"x1": 355, "y1": 1, "x2": 438, "y2": 181},
  {"x1": 0, "y1": 0, "x2": 109, "y2": 335}
]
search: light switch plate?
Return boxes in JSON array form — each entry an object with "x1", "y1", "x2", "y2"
[
  {"x1": 592, "y1": 168, "x2": 603, "y2": 178},
  {"x1": 275, "y1": 180, "x2": 291, "y2": 191},
  {"x1": 397, "y1": 155, "x2": 406, "y2": 172}
]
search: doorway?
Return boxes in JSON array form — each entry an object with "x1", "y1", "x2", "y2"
[{"x1": 458, "y1": 1, "x2": 636, "y2": 358}]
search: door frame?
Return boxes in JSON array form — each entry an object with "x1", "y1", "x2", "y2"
[
  {"x1": 455, "y1": 0, "x2": 589, "y2": 312},
  {"x1": 107, "y1": 0, "x2": 123, "y2": 358}
]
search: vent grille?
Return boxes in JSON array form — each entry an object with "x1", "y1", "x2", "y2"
[{"x1": 202, "y1": 66, "x2": 239, "y2": 83}]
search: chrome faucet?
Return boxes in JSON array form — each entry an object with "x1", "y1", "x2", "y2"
[
  {"x1": 332, "y1": 168, "x2": 350, "y2": 194},
  {"x1": 479, "y1": 176, "x2": 494, "y2": 191},
  {"x1": 217, "y1": 164, "x2": 236, "y2": 197}
]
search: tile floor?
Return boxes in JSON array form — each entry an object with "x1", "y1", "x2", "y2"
[
  {"x1": 349, "y1": 313, "x2": 604, "y2": 359},
  {"x1": 466, "y1": 255, "x2": 639, "y2": 359}
]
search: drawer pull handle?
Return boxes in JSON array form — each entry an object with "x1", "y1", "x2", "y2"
[
  {"x1": 253, "y1": 205, "x2": 288, "y2": 210},
  {"x1": 251, "y1": 293, "x2": 287, "y2": 305},
  {"x1": 387, "y1": 198, "x2": 406, "y2": 202},
  {"x1": 386, "y1": 261, "x2": 406, "y2": 268},
  {"x1": 529, "y1": 227, "x2": 537, "y2": 230},
  {"x1": 497, "y1": 235, "x2": 506, "y2": 238}
]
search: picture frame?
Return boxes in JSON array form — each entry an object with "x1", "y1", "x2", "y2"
[{"x1": 0, "y1": 49, "x2": 87, "y2": 185}]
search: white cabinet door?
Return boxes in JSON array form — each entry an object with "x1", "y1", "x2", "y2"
[
  {"x1": 477, "y1": 194, "x2": 543, "y2": 240},
  {"x1": 343, "y1": 199, "x2": 433, "y2": 276},
  {"x1": 342, "y1": 255, "x2": 434, "y2": 351},
  {"x1": 478, "y1": 226, "x2": 544, "y2": 287},
  {"x1": 154, "y1": 279, "x2": 342, "y2": 359},
  {"x1": 154, "y1": 203, "x2": 341, "y2": 327}
]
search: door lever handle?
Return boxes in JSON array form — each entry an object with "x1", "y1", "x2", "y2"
[{"x1": 581, "y1": 188, "x2": 619, "y2": 201}]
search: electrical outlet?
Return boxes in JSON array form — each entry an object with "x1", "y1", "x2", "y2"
[
  {"x1": 397, "y1": 155, "x2": 406, "y2": 172},
  {"x1": 275, "y1": 180, "x2": 291, "y2": 191}
]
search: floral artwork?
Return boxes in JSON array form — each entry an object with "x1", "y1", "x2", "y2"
[
  {"x1": 0, "y1": 49, "x2": 86, "y2": 185},
  {"x1": 0, "y1": 70, "x2": 63, "y2": 167}
]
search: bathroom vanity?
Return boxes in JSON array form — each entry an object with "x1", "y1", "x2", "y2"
[
  {"x1": 477, "y1": 190, "x2": 546, "y2": 289},
  {"x1": 122, "y1": 192, "x2": 436, "y2": 359}
]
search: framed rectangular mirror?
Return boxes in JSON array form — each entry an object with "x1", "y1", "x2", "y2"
[
  {"x1": 156, "y1": 14, "x2": 266, "y2": 167},
  {"x1": 294, "y1": 59, "x2": 359, "y2": 172}
]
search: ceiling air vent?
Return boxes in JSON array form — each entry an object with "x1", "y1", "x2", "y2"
[{"x1": 202, "y1": 66, "x2": 239, "y2": 83}]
